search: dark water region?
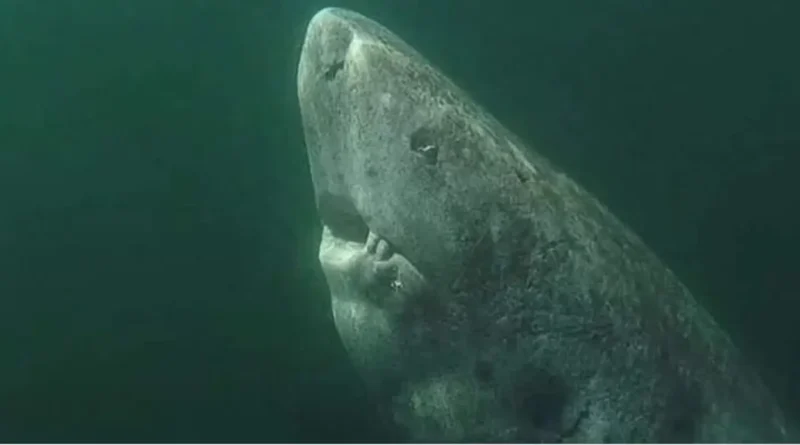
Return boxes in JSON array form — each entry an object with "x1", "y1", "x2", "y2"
[{"x1": 0, "y1": 0, "x2": 798, "y2": 441}]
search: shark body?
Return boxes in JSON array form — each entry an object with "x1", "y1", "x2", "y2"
[{"x1": 297, "y1": 7, "x2": 791, "y2": 443}]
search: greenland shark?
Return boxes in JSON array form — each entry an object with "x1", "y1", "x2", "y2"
[{"x1": 296, "y1": 7, "x2": 792, "y2": 443}]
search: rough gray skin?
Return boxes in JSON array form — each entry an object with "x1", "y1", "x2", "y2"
[{"x1": 297, "y1": 7, "x2": 792, "y2": 443}]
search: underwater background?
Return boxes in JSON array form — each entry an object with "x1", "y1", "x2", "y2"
[{"x1": 1, "y1": 0, "x2": 798, "y2": 441}]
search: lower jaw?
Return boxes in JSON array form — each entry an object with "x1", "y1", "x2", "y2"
[{"x1": 331, "y1": 296, "x2": 404, "y2": 386}]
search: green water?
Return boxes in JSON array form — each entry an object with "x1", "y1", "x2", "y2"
[{"x1": 1, "y1": 0, "x2": 798, "y2": 441}]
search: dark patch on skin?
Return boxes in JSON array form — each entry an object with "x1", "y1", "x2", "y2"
[
  {"x1": 514, "y1": 167, "x2": 529, "y2": 183},
  {"x1": 474, "y1": 359, "x2": 494, "y2": 384},
  {"x1": 563, "y1": 408, "x2": 589, "y2": 441},
  {"x1": 365, "y1": 164, "x2": 378, "y2": 178},
  {"x1": 504, "y1": 335, "x2": 518, "y2": 350},
  {"x1": 453, "y1": 213, "x2": 574, "y2": 307},
  {"x1": 516, "y1": 368, "x2": 569, "y2": 432},
  {"x1": 660, "y1": 379, "x2": 703, "y2": 443},
  {"x1": 409, "y1": 126, "x2": 439, "y2": 165},
  {"x1": 323, "y1": 59, "x2": 345, "y2": 81}
]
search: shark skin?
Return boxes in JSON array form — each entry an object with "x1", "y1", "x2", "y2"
[{"x1": 296, "y1": 7, "x2": 792, "y2": 443}]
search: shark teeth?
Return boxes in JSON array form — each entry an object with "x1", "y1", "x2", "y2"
[
  {"x1": 364, "y1": 231, "x2": 399, "y2": 290},
  {"x1": 363, "y1": 232, "x2": 428, "y2": 309},
  {"x1": 366, "y1": 230, "x2": 393, "y2": 260}
]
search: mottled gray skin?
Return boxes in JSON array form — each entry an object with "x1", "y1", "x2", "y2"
[{"x1": 297, "y1": 7, "x2": 792, "y2": 443}]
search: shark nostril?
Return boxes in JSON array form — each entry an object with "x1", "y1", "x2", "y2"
[
  {"x1": 317, "y1": 192, "x2": 369, "y2": 244},
  {"x1": 310, "y1": 10, "x2": 353, "y2": 83},
  {"x1": 323, "y1": 60, "x2": 345, "y2": 81}
]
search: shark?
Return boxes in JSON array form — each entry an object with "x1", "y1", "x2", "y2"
[{"x1": 296, "y1": 6, "x2": 792, "y2": 443}]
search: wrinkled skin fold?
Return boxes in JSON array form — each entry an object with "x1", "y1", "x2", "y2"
[{"x1": 297, "y1": 7, "x2": 793, "y2": 443}]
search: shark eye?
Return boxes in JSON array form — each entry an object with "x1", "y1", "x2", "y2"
[{"x1": 409, "y1": 126, "x2": 439, "y2": 165}]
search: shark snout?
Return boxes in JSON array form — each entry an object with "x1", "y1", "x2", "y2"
[{"x1": 297, "y1": 7, "x2": 354, "y2": 96}]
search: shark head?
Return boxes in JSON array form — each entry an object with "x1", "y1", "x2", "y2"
[
  {"x1": 297, "y1": 7, "x2": 545, "y2": 391},
  {"x1": 299, "y1": 7, "x2": 489, "y2": 281}
]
